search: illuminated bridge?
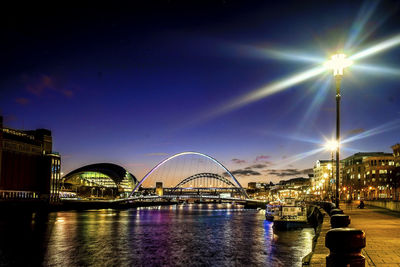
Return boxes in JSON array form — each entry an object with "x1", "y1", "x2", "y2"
[
  {"x1": 61, "y1": 152, "x2": 263, "y2": 207},
  {"x1": 120, "y1": 152, "x2": 253, "y2": 203}
]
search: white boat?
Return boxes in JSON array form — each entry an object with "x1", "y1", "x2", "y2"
[
  {"x1": 273, "y1": 198, "x2": 308, "y2": 230},
  {"x1": 265, "y1": 202, "x2": 280, "y2": 221}
]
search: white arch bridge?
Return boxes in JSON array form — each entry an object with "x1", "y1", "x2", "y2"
[{"x1": 121, "y1": 152, "x2": 255, "y2": 202}]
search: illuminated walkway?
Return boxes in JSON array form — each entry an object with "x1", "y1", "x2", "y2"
[{"x1": 342, "y1": 202, "x2": 400, "y2": 266}]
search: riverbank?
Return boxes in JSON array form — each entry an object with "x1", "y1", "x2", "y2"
[{"x1": 301, "y1": 206, "x2": 330, "y2": 266}]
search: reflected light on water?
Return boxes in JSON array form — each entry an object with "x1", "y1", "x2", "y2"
[{"x1": 0, "y1": 206, "x2": 314, "y2": 266}]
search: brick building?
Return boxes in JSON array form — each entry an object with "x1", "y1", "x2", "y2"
[
  {"x1": 0, "y1": 116, "x2": 61, "y2": 202},
  {"x1": 341, "y1": 152, "x2": 395, "y2": 200}
]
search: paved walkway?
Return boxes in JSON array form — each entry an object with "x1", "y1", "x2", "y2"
[{"x1": 342, "y1": 202, "x2": 400, "y2": 267}]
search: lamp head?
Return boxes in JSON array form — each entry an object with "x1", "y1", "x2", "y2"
[
  {"x1": 324, "y1": 53, "x2": 353, "y2": 76},
  {"x1": 325, "y1": 140, "x2": 339, "y2": 152}
]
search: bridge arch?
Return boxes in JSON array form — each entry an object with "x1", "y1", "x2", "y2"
[
  {"x1": 172, "y1": 173, "x2": 237, "y2": 189},
  {"x1": 129, "y1": 151, "x2": 249, "y2": 198}
]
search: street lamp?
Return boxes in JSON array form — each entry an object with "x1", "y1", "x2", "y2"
[
  {"x1": 325, "y1": 140, "x2": 339, "y2": 200},
  {"x1": 325, "y1": 54, "x2": 353, "y2": 208}
]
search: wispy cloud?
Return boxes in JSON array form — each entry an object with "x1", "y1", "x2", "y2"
[
  {"x1": 225, "y1": 169, "x2": 262, "y2": 176},
  {"x1": 232, "y1": 158, "x2": 246, "y2": 164},
  {"x1": 245, "y1": 164, "x2": 268, "y2": 169},
  {"x1": 23, "y1": 74, "x2": 75, "y2": 98},
  {"x1": 266, "y1": 168, "x2": 313, "y2": 177},
  {"x1": 346, "y1": 128, "x2": 365, "y2": 135},
  {"x1": 255, "y1": 155, "x2": 270, "y2": 163}
]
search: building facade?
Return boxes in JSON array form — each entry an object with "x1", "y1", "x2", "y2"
[
  {"x1": 341, "y1": 152, "x2": 395, "y2": 200},
  {"x1": 0, "y1": 116, "x2": 61, "y2": 202},
  {"x1": 391, "y1": 144, "x2": 400, "y2": 200},
  {"x1": 313, "y1": 159, "x2": 337, "y2": 200}
]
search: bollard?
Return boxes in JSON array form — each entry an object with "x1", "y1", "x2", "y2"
[
  {"x1": 330, "y1": 208, "x2": 344, "y2": 216},
  {"x1": 326, "y1": 202, "x2": 336, "y2": 214},
  {"x1": 330, "y1": 214, "x2": 351, "y2": 228},
  {"x1": 325, "y1": 228, "x2": 366, "y2": 267}
]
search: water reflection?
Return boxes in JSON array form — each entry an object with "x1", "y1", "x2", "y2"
[{"x1": 0, "y1": 204, "x2": 314, "y2": 266}]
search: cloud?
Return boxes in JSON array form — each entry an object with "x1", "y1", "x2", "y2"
[
  {"x1": 232, "y1": 158, "x2": 246, "y2": 164},
  {"x1": 224, "y1": 169, "x2": 261, "y2": 176},
  {"x1": 23, "y1": 74, "x2": 74, "y2": 98},
  {"x1": 15, "y1": 98, "x2": 30, "y2": 105},
  {"x1": 266, "y1": 168, "x2": 313, "y2": 177},
  {"x1": 256, "y1": 155, "x2": 270, "y2": 161},
  {"x1": 145, "y1": 153, "x2": 168, "y2": 156},
  {"x1": 245, "y1": 164, "x2": 268, "y2": 169},
  {"x1": 346, "y1": 128, "x2": 365, "y2": 135}
]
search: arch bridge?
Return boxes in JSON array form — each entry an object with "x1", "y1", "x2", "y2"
[{"x1": 128, "y1": 152, "x2": 249, "y2": 199}]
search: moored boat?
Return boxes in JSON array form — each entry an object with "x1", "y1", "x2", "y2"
[
  {"x1": 265, "y1": 202, "x2": 280, "y2": 221},
  {"x1": 272, "y1": 198, "x2": 309, "y2": 230}
]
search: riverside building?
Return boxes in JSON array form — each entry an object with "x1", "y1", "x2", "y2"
[
  {"x1": 313, "y1": 160, "x2": 338, "y2": 200},
  {"x1": 0, "y1": 116, "x2": 61, "y2": 202},
  {"x1": 341, "y1": 152, "x2": 395, "y2": 200},
  {"x1": 391, "y1": 143, "x2": 400, "y2": 200}
]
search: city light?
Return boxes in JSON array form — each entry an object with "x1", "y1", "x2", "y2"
[
  {"x1": 324, "y1": 54, "x2": 353, "y2": 76},
  {"x1": 325, "y1": 140, "x2": 339, "y2": 152}
]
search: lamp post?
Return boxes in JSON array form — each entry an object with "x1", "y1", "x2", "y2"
[
  {"x1": 325, "y1": 140, "x2": 339, "y2": 201},
  {"x1": 325, "y1": 54, "x2": 353, "y2": 208}
]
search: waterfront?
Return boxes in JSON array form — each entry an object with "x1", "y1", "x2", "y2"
[{"x1": 0, "y1": 204, "x2": 313, "y2": 266}]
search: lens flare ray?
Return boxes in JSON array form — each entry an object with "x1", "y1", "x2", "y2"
[
  {"x1": 258, "y1": 48, "x2": 324, "y2": 63},
  {"x1": 208, "y1": 66, "x2": 325, "y2": 118},
  {"x1": 352, "y1": 64, "x2": 400, "y2": 76},
  {"x1": 274, "y1": 147, "x2": 325, "y2": 168},
  {"x1": 200, "y1": 33, "x2": 400, "y2": 123},
  {"x1": 342, "y1": 119, "x2": 400, "y2": 144},
  {"x1": 235, "y1": 44, "x2": 324, "y2": 63},
  {"x1": 345, "y1": 0, "x2": 381, "y2": 50},
  {"x1": 350, "y1": 34, "x2": 400, "y2": 60}
]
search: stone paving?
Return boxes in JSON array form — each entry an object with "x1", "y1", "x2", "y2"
[{"x1": 342, "y1": 201, "x2": 400, "y2": 267}]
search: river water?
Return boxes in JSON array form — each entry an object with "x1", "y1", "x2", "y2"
[{"x1": 0, "y1": 204, "x2": 314, "y2": 266}]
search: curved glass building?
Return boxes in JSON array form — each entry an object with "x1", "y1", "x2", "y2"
[{"x1": 61, "y1": 163, "x2": 138, "y2": 199}]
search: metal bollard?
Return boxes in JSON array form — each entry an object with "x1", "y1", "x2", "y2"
[
  {"x1": 325, "y1": 228, "x2": 366, "y2": 267},
  {"x1": 330, "y1": 208, "x2": 344, "y2": 216},
  {"x1": 330, "y1": 214, "x2": 351, "y2": 228}
]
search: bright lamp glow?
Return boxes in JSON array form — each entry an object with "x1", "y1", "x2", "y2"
[
  {"x1": 325, "y1": 140, "x2": 339, "y2": 151},
  {"x1": 324, "y1": 54, "x2": 353, "y2": 76}
]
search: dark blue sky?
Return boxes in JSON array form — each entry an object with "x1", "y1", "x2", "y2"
[{"x1": 1, "y1": 0, "x2": 400, "y2": 183}]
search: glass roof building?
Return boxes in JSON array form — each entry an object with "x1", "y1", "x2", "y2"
[{"x1": 62, "y1": 163, "x2": 138, "y2": 199}]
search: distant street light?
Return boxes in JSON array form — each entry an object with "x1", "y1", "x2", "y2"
[
  {"x1": 325, "y1": 140, "x2": 339, "y2": 200},
  {"x1": 325, "y1": 54, "x2": 353, "y2": 208}
]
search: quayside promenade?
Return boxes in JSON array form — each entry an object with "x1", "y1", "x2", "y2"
[{"x1": 341, "y1": 202, "x2": 400, "y2": 267}]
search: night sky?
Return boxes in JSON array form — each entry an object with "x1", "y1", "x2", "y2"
[{"x1": 1, "y1": 0, "x2": 400, "y2": 184}]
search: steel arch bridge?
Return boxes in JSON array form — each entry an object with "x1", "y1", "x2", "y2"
[
  {"x1": 172, "y1": 173, "x2": 236, "y2": 189},
  {"x1": 129, "y1": 151, "x2": 249, "y2": 199}
]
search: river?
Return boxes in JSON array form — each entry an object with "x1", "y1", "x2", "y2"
[{"x1": 0, "y1": 204, "x2": 314, "y2": 266}]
